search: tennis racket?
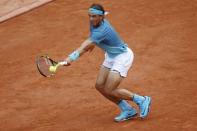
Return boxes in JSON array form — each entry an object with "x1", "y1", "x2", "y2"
[{"x1": 36, "y1": 55, "x2": 58, "y2": 77}]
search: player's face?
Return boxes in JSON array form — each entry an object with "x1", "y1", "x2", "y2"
[{"x1": 88, "y1": 13, "x2": 103, "y2": 27}]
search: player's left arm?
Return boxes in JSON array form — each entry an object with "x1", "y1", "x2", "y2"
[
  {"x1": 63, "y1": 38, "x2": 95, "y2": 65},
  {"x1": 48, "y1": 38, "x2": 95, "y2": 73}
]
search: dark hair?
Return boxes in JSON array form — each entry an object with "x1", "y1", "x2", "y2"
[{"x1": 90, "y1": 3, "x2": 105, "y2": 15}]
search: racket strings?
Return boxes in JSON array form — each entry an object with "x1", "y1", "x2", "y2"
[{"x1": 36, "y1": 56, "x2": 55, "y2": 77}]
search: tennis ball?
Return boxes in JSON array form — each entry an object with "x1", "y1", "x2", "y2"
[{"x1": 49, "y1": 66, "x2": 57, "y2": 73}]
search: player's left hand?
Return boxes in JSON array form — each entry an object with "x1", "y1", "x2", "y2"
[{"x1": 58, "y1": 61, "x2": 71, "y2": 66}]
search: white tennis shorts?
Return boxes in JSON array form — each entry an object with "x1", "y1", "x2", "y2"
[{"x1": 102, "y1": 47, "x2": 134, "y2": 77}]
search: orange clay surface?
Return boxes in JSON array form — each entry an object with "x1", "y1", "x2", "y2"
[{"x1": 0, "y1": 0, "x2": 197, "y2": 131}]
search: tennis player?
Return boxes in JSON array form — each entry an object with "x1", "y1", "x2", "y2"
[{"x1": 59, "y1": 3, "x2": 151, "y2": 122}]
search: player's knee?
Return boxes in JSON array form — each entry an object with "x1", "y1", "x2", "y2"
[
  {"x1": 104, "y1": 87, "x2": 113, "y2": 96},
  {"x1": 95, "y1": 82, "x2": 104, "y2": 91}
]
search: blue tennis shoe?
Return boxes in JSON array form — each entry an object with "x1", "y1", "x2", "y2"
[
  {"x1": 138, "y1": 96, "x2": 151, "y2": 118},
  {"x1": 114, "y1": 108, "x2": 137, "y2": 122}
]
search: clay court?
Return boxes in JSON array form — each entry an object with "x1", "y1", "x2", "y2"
[{"x1": 0, "y1": 0, "x2": 197, "y2": 131}]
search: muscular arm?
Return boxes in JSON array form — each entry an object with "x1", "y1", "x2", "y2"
[{"x1": 65, "y1": 38, "x2": 95, "y2": 64}]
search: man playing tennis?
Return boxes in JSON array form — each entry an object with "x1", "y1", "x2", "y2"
[{"x1": 55, "y1": 3, "x2": 151, "y2": 122}]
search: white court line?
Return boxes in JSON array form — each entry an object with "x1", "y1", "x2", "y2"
[{"x1": 0, "y1": 0, "x2": 54, "y2": 23}]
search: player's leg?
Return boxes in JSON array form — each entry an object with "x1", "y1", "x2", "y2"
[
  {"x1": 103, "y1": 70, "x2": 137, "y2": 121},
  {"x1": 104, "y1": 47, "x2": 151, "y2": 119},
  {"x1": 104, "y1": 71, "x2": 133, "y2": 100},
  {"x1": 104, "y1": 70, "x2": 151, "y2": 120},
  {"x1": 96, "y1": 66, "x2": 136, "y2": 122},
  {"x1": 96, "y1": 66, "x2": 134, "y2": 118},
  {"x1": 96, "y1": 51, "x2": 134, "y2": 106},
  {"x1": 95, "y1": 65, "x2": 119, "y2": 104}
]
